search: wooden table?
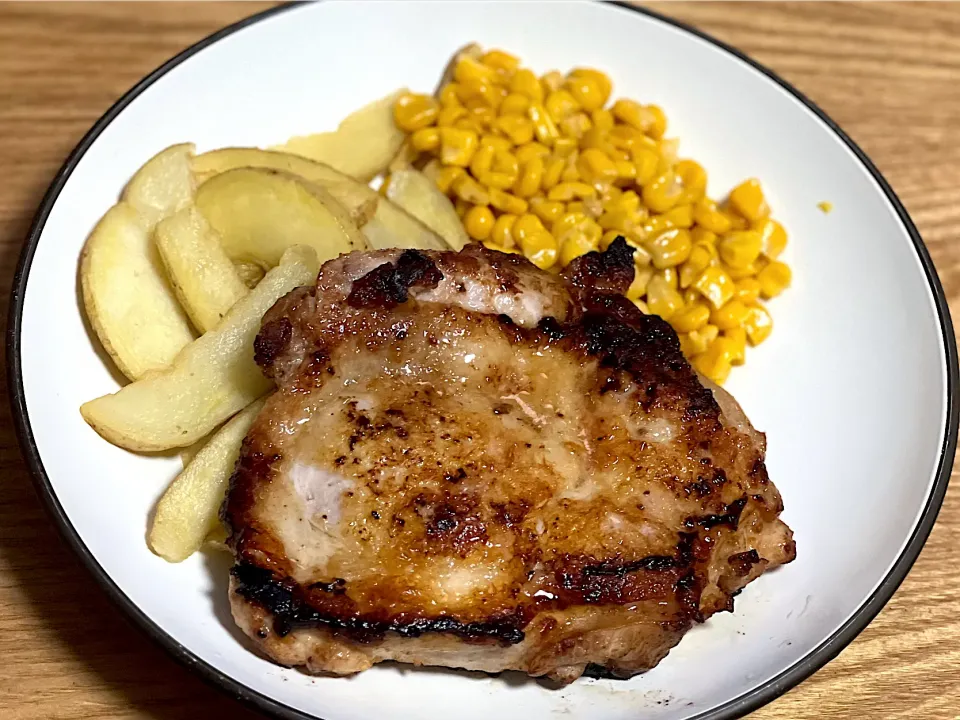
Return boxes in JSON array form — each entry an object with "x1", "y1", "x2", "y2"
[{"x1": 1, "y1": 3, "x2": 957, "y2": 718}]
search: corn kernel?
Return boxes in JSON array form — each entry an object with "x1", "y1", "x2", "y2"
[
  {"x1": 633, "y1": 299, "x2": 650, "y2": 314},
  {"x1": 435, "y1": 165, "x2": 466, "y2": 194},
  {"x1": 439, "y1": 127, "x2": 479, "y2": 167},
  {"x1": 484, "y1": 149, "x2": 519, "y2": 189},
  {"x1": 529, "y1": 198, "x2": 565, "y2": 225},
  {"x1": 720, "y1": 205, "x2": 749, "y2": 231},
  {"x1": 439, "y1": 84, "x2": 461, "y2": 108},
  {"x1": 633, "y1": 148, "x2": 660, "y2": 186},
  {"x1": 710, "y1": 299, "x2": 749, "y2": 330},
  {"x1": 754, "y1": 218, "x2": 788, "y2": 259},
  {"x1": 692, "y1": 337, "x2": 735, "y2": 384},
  {"x1": 545, "y1": 90, "x2": 580, "y2": 123},
  {"x1": 540, "y1": 70, "x2": 563, "y2": 93},
  {"x1": 615, "y1": 160, "x2": 637, "y2": 183},
  {"x1": 553, "y1": 136, "x2": 578, "y2": 157},
  {"x1": 394, "y1": 93, "x2": 439, "y2": 132},
  {"x1": 564, "y1": 74, "x2": 605, "y2": 112},
  {"x1": 463, "y1": 204, "x2": 494, "y2": 241},
  {"x1": 671, "y1": 303, "x2": 711, "y2": 333},
  {"x1": 560, "y1": 112, "x2": 593, "y2": 140},
  {"x1": 489, "y1": 188, "x2": 528, "y2": 215},
  {"x1": 657, "y1": 266, "x2": 679, "y2": 290},
  {"x1": 719, "y1": 231, "x2": 763, "y2": 269},
  {"x1": 676, "y1": 159, "x2": 707, "y2": 202},
  {"x1": 642, "y1": 171, "x2": 682, "y2": 214},
  {"x1": 560, "y1": 157, "x2": 581, "y2": 183},
  {"x1": 528, "y1": 103, "x2": 560, "y2": 146},
  {"x1": 455, "y1": 56, "x2": 497, "y2": 85},
  {"x1": 664, "y1": 204, "x2": 694, "y2": 229},
  {"x1": 568, "y1": 68, "x2": 612, "y2": 106},
  {"x1": 492, "y1": 213, "x2": 518, "y2": 248},
  {"x1": 576, "y1": 148, "x2": 618, "y2": 185},
  {"x1": 469, "y1": 144, "x2": 494, "y2": 179},
  {"x1": 500, "y1": 92, "x2": 530, "y2": 116},
  {"x1": 608, "y1": 124, "x2": 645, "y2": 150},
  {"x1": 451, "y1": 173, "x2": 489, "y2": 205},
  {"x1": 590, "y1": 107, "x2": 615, "y2": 133},
  {"x1": 757, "y1": 261, "x2": 792, "y2": 299},
  {"x1": 727, "y1": 259, "x2": 766, "y2": 280},
  {"x1": 611, "y1": 99, "x2": 647, "y2": 131},
  {"x1": 683, "y1": 323, "x2": 719, "y2": 356},
  {"x1": 580, "y1": 127, "x2": 612, "y2": 154},
  {"x1": 646, "y1": 275, "x2": 684, "y2": 320},
  {"x1": 513, "y1": 213, "x2": 545, "y2": 242},
  {"x1": 560, "y1": 232, "x2": 599, "y2": 266},
  {"x1": 411, "y1": 127, "x2": 441, "y2": 153},
  {"x1": 480, "y1": 49, "x2": 520, "y2": 74},
  {"x1": 649, "y1": 228, "x2": 692, "y2": 269},
  {"x1": 457, "y1": 77, "x2": 502, "y2": 108},
  {"x1": 724, "y1": 327, "x2": 747, "y2": 365},
  {"x1": 514, "y1": 156, "x2": 544, "y2": 198},
  {"x1": 482, "y1": 241, "x2": 522, "y2": 255},
  {"x1": 542, "y1": 156, "x2": 565, "y2": 190},
  {"x1": 516, "y1": 142, "x2": 550, "y2": 164},
  {"x1": 468, "y1": 105, "x2": 496, "y2": 131},
  {"x1": 693, "y1": 198, "x2": 732, "y2": 234},
  {"x1": 735, "y1": 277, "x2": 762, "y2": 305},
  {"x1": 646, "y1": 105, "x2": 667, "y2": 139},
  {"x1": 627, "y1": 266, "x2": 654, "y2": 300},
  {"x1": 601, "y1": 229, "x2": 626, "y2": 251},
  {"x1": 693, "y1": 266, "x2": 736, "y2": 309},
  {"x1": 729, "y1": 179, "x2": 770, "y2": 222},
  {"x1": 679, "y1": 241, "x2": 717, "y2": 289},
  {"x1": 566, "y1": 201, "x2": 586, "y2": 216},
  {"x1": 509, "y1": 69, "x2": 543, "y2": 102},
  {"x1": 520, "y1": 230, "x2": 558, "y2": 269},
  {"x1": 479, "y1": 134, "x2": 511, "y2": 152},
  {"x1": 743, "y1": 305, "x2": 773, "y2": 345},
  {"x1": 547, "y1": 182, "x2": 597, "y2": 202},
  {"x1": 495, "y1": 115, "x2": 535, "y2": 145}
]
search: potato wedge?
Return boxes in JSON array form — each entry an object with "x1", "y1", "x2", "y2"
[
  {"x1": 80, "y1": 246, "x2": 319, "y2": 451},
  {"x1": 272, "y1": 90, "x2": 407, "y2": 182},
  {"x1": 385, "y1": 169, "x2": 469, "y2": 250},
  {"x1": 80, "y1": 203, "x2": 195, "y2": 380},
  {"x1": 121, "y1": 143, "x2": 196, "y2": 228},
  {"x1": 155, "y1": 205, "x2": 249, "y2": 332},
  {"x1": 191, "y1": 148, "x2": 377, "y2": 227},
  {"x1": 190, "y1": 148, "x2": 448, "y2": 251},
  {"x1": 195, "y1": 167, "x2": 366, "y2": 269},
  {"x1": 149, "y1": 397, "x2": 266, "y2": 562}
]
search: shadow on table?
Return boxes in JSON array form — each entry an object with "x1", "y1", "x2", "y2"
[{"x1": 0, "y1": 200, "x2": 266, "y2": 718}]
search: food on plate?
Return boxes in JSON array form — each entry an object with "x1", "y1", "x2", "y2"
[
  {"x1": 81, "y1": 193, "x2": 195, "y2": 381},
  {"x1": 155, "y1": 205, "x2": 249, "y2": 332},
  {"x1": 150, "y1": 397, "x2": 266, "y2": 562},
  {"x1": 80, "y1": 246, "x2": 319, "y2": 451},
  {"x1": 121, "y1": 142, "x2": 196, "y2": 228},
  {"x1": 273, "y1": 90, "x2": 408, "y2": 182},
  {"x1": 194, "y1": 167, "x2": 368, "y2": 269},
  {"x1": 222, "y1": 240, "x2": 795, "y2": 682},
  {"x1": 389, "y1": 48, "x2": 792, "y2": 383},
  {"x1": 382, "y1": 168, "x2": 470, "y2": 250}
]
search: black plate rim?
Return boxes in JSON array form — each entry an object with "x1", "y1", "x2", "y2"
[{"x1": 7, "y1": 2, "x2": 957, "y2": 719}]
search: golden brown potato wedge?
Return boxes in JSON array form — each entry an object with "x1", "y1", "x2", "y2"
[
  {"x1": 80, "y1": 246, "x2": 319, "y2": 451},
  {"x1": 272, "y1": 90, "x2": 407, "y2": 182},
  {"x1": 80, "y1": 203, "x2": 195, "y2": 381},
  {"x1": 121, "y1": 143, "x2": 196, "y2": 228},
  {"x1": 155, "y1": 205, "x2": 249, "y2": 332},
  {"x1": 149, "y1": 397, "x2": 266, "y2": 562},
  {"x1": 190, "y1": 148, "x2": 448, "y2": 251},
  {"x1": 191, "y1": 148, "x2": 377, "y2": 227},
  {"x1": 385, "y1": 169, "x2": 469, "y2": 250},
  {"x1": 195, "y1": 167, "x2": 367, "y2": 269}
]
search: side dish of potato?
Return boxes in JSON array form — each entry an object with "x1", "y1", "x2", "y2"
[{"x1": 77, "y1": 45, "x2": 791, "y2": 565}]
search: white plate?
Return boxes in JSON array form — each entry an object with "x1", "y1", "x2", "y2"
[{"x1": 7, "y1": 2, "x2": 957, "y2": 719}]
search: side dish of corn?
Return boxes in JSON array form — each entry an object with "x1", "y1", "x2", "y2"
[{"x1": 390, "y1": 48, "x2": 791, "y2": 384}]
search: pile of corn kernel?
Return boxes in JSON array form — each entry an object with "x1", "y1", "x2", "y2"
[{"x1": 391, "y1": 49, "x2": 791, "y2": 384}]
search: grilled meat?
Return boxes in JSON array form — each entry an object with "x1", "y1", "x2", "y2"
[{"x1": 222, "y1": 239, "x2": 795, "y2": 684}]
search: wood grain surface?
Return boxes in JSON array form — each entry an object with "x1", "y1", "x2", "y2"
[{"x1": 0, "y1": 3, "x2": 957, "y2": 718}]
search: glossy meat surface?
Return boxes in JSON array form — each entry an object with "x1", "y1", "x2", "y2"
[{"x1": 222, "y1": 241, "x2": 795, "y2": 683}]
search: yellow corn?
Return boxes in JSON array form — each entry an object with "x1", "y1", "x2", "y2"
[
  {"x1": 720, "y1": 205, "x2": 749, "y2": 231},
  {"x1": 541, "y1": 70, "x2": 564, "y2": 94},
  {"x1": 514, "y1": 156, "x2": 544, "y2": 198},
  {"x1": 611, "y1": 99, "x2": 649, "y2": 131},
  {"x1": 757, "y1": 260, "x2": 792, "y2": 298},
  {"x1": 642, "y1": 171, "x2": 683, "y2": 214},
  {"x1": 463, "y1": 204, "x2": 494, "y2": 241},
  {"x1": 553, "y1": 136, "x2": 578, "y2": 157},
  {"x1": 482, "y1": 149, "x2": 519, "y2": 190},
  {"x1": 500, "y1": 92, "x2": 530, "y2": 116},
  {"x1": 560, "y1": 156, "x2": 581, "y2": 183},
  {"x1": 530, "y1": 198, "x2": 565, "y2": 225},
  {"x1": 565, "y1": 74, "x2": 605, "y2": 111},
  {"x1": 455, "y1": 56, "x2": 497, "y2": 85},
  {"x1": 601, "y1": 229, "x2": 625, "y2": 251},
  {"x1": 679, "y1": 240, "x2": 717, "y2": 289},
  {"x1": 627, "y1": 266, "x2": 654, "y2": 300},
  {"x1": 439, "y1": 84, "x2": 461, "y2": 108},
  {"x1": 576, "y1": 148, "x2": 618, "y2": 185},
  {"x1": 528, "y1": 103, "x2": 560, "y2": 146},
  {"x1": 435, "y1": 165, "x2": 466, "y2": 194},
  {"x1": 710, "y1": 299, "x2": 749, "y2": 330},
  {"x1": 482, "y1": 241, "x2": 521, "y2": 255},
  {"x1": 646, "y1": 275, "x2": 684, "y2": 320},
  {"x1": 457, "y1": 77, "x2": 502, "y2": 108},
  {"x1": 671, "y1": 303, "x2": 711, "y2": 333},
  {"x1": 692, "y1": 337, "x2": 735, "y2": 384},
  {"x1": 439, "y1": 127, "x2": 479, "y2": 166},
  {"x1": 726, "y1": 259, "x2": 765, "y2": 280},
  {"x1": 547, "y1": 182, "x2": 596, "y2": 202},
  {"x1": 649, "y1": 228, "x2": 692, "y2": 269},
  {"x1": 394, "y1": 93, "x2": 439, "y2": 132},
  {"x1": 566, "y1": 201, "x2": 586, "y2": 216},
  {"x1": 735, "y1": 277, "x2": 762, "y2": 305},
  {"x1": 494, "y1": 115, "x2": 535, "y2": 145},
  {"x1": 754, "y1": 218, "x2": 788, "y2": 259},
  {"x1": 451, "y1": 173, "x2": 489, "y2": 205},
  {"x1": 559, "y1": 112, "x2": 593, "y2": 140},
  {"x1": 519, "y1": 230, "x2": 558, "y2": 269},
  {"x1": 693, "y1": 266, "x2": 736, "y2": 309},
  {"x1": 676, "y1": 159, "x2": 707, "y2": 202},
  {"x1": 664, "y1": 204, "x2": 694, "y2": 229},
  {"x1": 480, "y1": 134, "x2": 512, "y2": 152},
  {"x1": 718, "y1": 231, "x2": 763, "y2": 269},
  {"x1": 632, "y1": 148, "x2": 659, "y2": 190},
  {"x1": 683, "y1": 323, "x2": 719, "y2": 356},
  {"x1": 489, "y1": 188, "x2": 528, "y2": 215},
  {"x1": 656, "y1": 266, "x2": 679, "y2": 290},
  {"x1": 693, "y1": 198, "x2": 732, "y2": 234},
  {"x1": 560, "y1": 232, "x2": 599, "y2": 266},
  {"x1": 492, "y1": 213, "x2": 518, "y2": 248},
  {"x1": 590, "y1": 107, "x2": 615, "y2": 133},
  {"x1": 437, "y1": 104, "x2": 467, "y2": 128},
  {"x1": 545, "y1": 90, "x2": 580, "y2": 122},
  {"x1": 569, "y1": 68, "x2": 612, "y2": 107},
  {"x1": 513, "y1": 213, "x2": 545, "y2": 242},
  {"x1": 743, "y1": 305, "x2": 773, "y2": 345},
  {"x1": 729, "y1": 179, "x2": 770, "y2": 222},
  {"x1": 514, "y1": 141, "x2": 549, "y2": 164},
  {"x1": 724, "y1": 327, "x2": 747, "y2": 365},
  {"x1": 542, "y1": 156, "x2": 565, "y2": 191},
  {"x1": 481, "y1": 49, "x2": 520, "y2": 74},
  {"x1": 509, "y1": 68, "x2": 543, "y2": 102},
  {"x1": 469, "y1": 144, "x2": 495, "y2": 179},
  {"x1": 455, "y1": 197, "x2": 470, "y2": 218}
]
